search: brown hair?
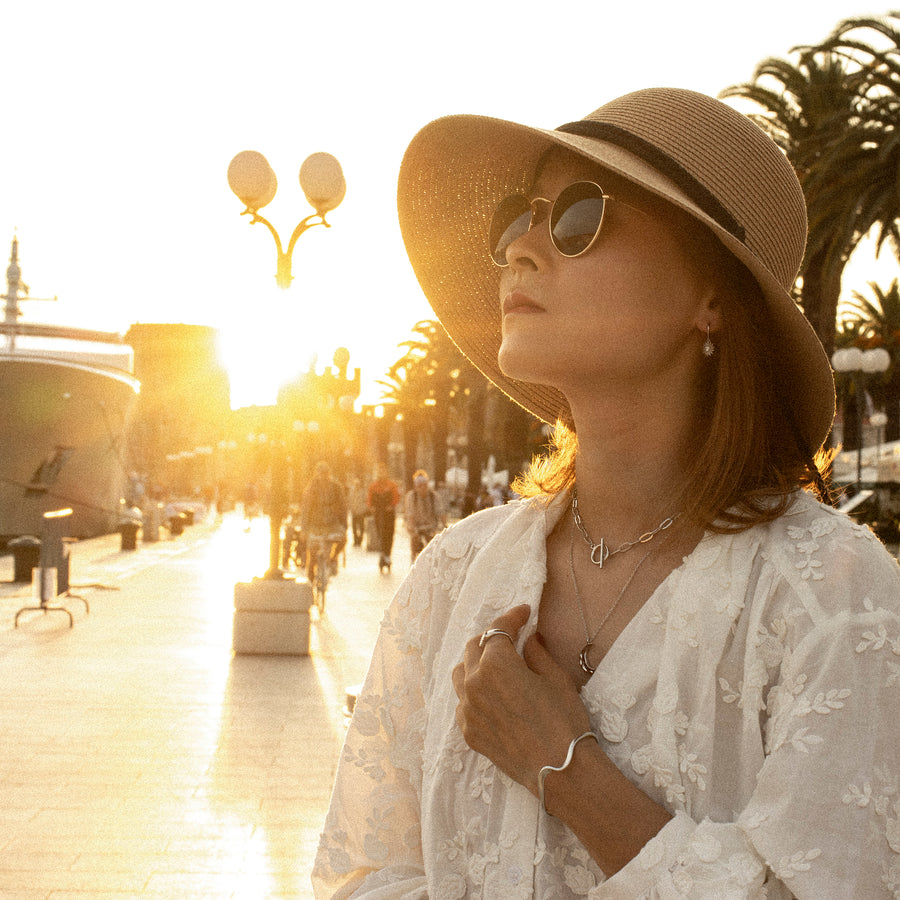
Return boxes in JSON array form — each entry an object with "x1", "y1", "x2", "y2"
[{"x1": 513, "y1": 212, "x2": 833, "y2": 532}]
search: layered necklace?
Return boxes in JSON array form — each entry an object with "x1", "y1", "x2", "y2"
[
  {"x1": 568, "y1": 490, "x2": 679, "y2": 675},
  {"x1": 571, "y1": 488, "x2": 678, "y2": 567}
]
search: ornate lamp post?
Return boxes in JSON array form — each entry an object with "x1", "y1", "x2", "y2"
[
  {"x1": 831, "y1": 346, "x2": 891, "y2": 491},
  {"x1": 227, "y1": 150, "x2": 345, "y2": 290},
  {"x1": 227, "y1": 149, "x2": 345, "y2": 577}
]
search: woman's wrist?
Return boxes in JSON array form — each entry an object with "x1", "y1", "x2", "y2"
[
  {"x1": 539, "y1": 730, "x2": 673, "y2": 875},
  {"x1": 538, "y1": 731, "x2": 599, "y2": 814}
]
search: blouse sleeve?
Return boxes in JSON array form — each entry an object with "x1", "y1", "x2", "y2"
[
  {"x1": 312, "y1": 561, "x2": 432, "y2": 899},
  {"x1": 594, "y1": 534, "x2": 900, "y2": 898}
]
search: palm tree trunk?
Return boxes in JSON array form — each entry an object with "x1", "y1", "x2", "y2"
[
  {"x1": 465, "y1": 382, "x2": 487, "y2": 496},
  {"x1": 433, "y1": 405, "x2": 449, "y2": 487},
  {"x1": 801, "y1": 248, "x2": 843, "y2": 359}
]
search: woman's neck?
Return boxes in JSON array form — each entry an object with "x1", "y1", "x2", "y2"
[{"x1": 566, "y1": 391, "x2": 698, "y2": 542}]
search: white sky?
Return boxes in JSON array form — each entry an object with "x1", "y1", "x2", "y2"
[{"x1": 2, "y1": 1, "x2": 893, "y2": 407}]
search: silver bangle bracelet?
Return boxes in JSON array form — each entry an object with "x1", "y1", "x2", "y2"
[{"x1": 538, "y1": 730, "x2": 599, "y2": 814}]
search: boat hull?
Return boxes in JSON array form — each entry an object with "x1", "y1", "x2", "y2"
[{"x1": 0, "y1": 354, "x2": 139, "y2": 540}]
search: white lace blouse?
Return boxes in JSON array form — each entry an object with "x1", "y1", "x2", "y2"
[{"x1": 313, "y1": 490, "x2": 900, "y2": 898}]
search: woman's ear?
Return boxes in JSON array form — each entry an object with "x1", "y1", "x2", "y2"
[{"x1": 697, "y1": 294, "x2": 723, "y2": 336}]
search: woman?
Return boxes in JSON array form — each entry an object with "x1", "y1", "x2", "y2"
[{"x1": 313, "y1": 88, "x2": 900, "y2": 897}]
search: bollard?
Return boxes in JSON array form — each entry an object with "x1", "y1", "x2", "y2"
[
  {"x1": 119, "y1": 522, "x2": 140, "y2": 550},
  {"x1": 142, "y1": 503, "x2": 161, "y2": 542},
  {"x1": 9, "y1": 535, "x2": 41, "y2": 583},
  {"x1": 40, "y1": 509, "x2": 72, "y2": 595},
  {"x1": 118, "y1": 507, "x2": 142, "y2": 551}
]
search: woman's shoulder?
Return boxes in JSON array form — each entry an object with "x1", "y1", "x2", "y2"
[
  {"x1": 442, "y1": 495, "x2": 536, "y2": 534},
  {"x1": 753, "y1": 489, "x2": 900, "y2": 604},
  {"x1": 427, "y1": 495, "x2": 548, "y2": 554}
]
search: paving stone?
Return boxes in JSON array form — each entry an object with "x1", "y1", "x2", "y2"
[{"x1": 0, "y1": 511, "x2": 402, "y2": 898}]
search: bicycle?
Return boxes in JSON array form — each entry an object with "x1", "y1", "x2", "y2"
[
  {"x1": 307, "y1": 531, "x2": 345, "y2": 614},
  {"x1": 411, "y1": 526, "x2": 436, "y2": 563}
]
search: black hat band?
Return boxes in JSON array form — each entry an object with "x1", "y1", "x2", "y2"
[{"x1": 556, "y1": 120, "x2": 746, "y2": 243}]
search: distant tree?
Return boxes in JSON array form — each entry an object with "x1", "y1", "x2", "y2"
[
  {"x1": 832, "y1": 316, "x2": 870, "y2": 451},
  {"x1": 844, "y1": 279, "x2": 900, "y2": 442},
  {"x1": 379, "y1": 320, "x2": 479, "y2": 488},
  {"x1": 378, "y1": 345, "x2": 433, "y2": 487},
  {"x1": 379, "y1": 319, "x2": 546, "y2": 496}
]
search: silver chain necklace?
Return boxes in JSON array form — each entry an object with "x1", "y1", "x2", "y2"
[
  {"x1": 571, "y1": 488, "x2": 678, "y2": 567},
  {"x1": 568, "y1": 518, "x2": 656, "y2": 675}
]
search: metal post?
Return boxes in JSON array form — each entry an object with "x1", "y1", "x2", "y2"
[
  {"x1": 856, "y1": 373, "x2": 864, "y2": 491},
  {"x1": 264, "y1": 440, "x2": 290, "y2": 579}
]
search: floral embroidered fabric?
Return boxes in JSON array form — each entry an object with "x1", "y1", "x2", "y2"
[{"x1": 313, "y1": 491, "x2": 900, "y2": 898}]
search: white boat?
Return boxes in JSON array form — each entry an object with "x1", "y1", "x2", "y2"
[{"x1": 0, "y1": 237, "x2": 140, "y2": 540}]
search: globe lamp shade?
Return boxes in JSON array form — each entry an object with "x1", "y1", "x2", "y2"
[
  {"x1": 299, "y1": 152, "x2": 346, "y2": 215},
  {"x1": 862, "y1": 347, "x2": 891, "y2": 374},
  {"x1": 227, "y1": 150, "x2": 278, "y2": 211}
]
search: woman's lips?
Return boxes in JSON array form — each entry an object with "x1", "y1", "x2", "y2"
[{"x1": 502, "y1": 292, "x2": 544, "y2": 316}]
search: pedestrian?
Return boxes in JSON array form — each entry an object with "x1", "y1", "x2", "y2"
[
  {"x1": 313, "y1": 87, "x2": 900, "y2": 897},
  {"x1": 241, "y1": 480, "x2": 259, "y2": 530},
  {"x1": 347, "y1": 476, "x2": 368, "y2": 547},
  {"x1": 404, "y1": 469, "x2": 446, "y2": 562},
  {"x1": 367, "y1": 461, "x2": 400, "y2": 573}
]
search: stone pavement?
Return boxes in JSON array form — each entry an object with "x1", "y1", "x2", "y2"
[{"x1": 0, "y1": 511, "x2": 407, "y2": 899}]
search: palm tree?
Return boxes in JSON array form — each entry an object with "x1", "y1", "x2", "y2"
[
  {"x1": 720, "y1": 46, "x2": 867, "y2": 356},
  {"x1": 379, "y1": 320, "x2": 480, "y2": 488},
  {"x1": 380, "y1": 319, "x2": 547, "y2": 499},
  {"x1": 809, "y1": 15, "x2": 900, "y2": 334},
  {"x1": 378, "y1": 343, "x2": 434, "y2": 487}
]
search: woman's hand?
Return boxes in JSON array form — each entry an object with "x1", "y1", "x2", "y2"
[
  {"x1": 451, "y1": 604, "x2": 592, "y2": 796},
  {"x1": 452, "y1": 604, "x2": 672, "y2": 875}
]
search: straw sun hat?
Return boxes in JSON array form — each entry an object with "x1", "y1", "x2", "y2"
[{"x1": 397, "y1": 87, "x2": 836, "y2": 455}]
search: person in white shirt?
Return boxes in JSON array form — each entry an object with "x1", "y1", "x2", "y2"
[{"x1": 313, "y1": 87, "x2": 900, "y2": 898}]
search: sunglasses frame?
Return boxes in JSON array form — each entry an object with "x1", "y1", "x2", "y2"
[{"x1": 489, "y1": 180, "x2": 613, "y2": 267}]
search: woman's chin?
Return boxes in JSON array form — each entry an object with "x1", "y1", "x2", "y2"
[
  {"x1": 498, "y1": 341, "x2": 555, "y2": 386},
  {"x1": 498, "y1": 348, "x2": 535, "y2": 383}
]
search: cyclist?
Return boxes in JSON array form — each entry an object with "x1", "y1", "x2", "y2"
[
  {"x1": 404, "y1": 469, "x2": 446, "y2": 563},
  {"x1": 300, "y1": 461, "x2": 347, "y2": 580}
]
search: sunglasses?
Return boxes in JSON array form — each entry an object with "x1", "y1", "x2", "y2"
[{"x1": 489, "y1": 181, "x2": 613, "y2": 267}]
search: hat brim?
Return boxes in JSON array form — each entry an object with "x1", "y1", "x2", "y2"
[{"x1": 397, "y1": 113, "x2": 835, "y2": 452}]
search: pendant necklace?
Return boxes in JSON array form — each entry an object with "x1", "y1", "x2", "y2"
[
  {"x1": 571, "y1": 487, "x2": 678, "y2": 567},
  {"x1": 568, "y1": 517, "x2": 657, "y2": 675}
]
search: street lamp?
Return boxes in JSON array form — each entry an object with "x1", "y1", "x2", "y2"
[
  {"x1": 871, "y1": 411, "x2": 889, "y2": 480},
  {"x1": 227, "y1": 150, "x2": 345, "y2": 290},
  {"x1": 227, "y1": 148, "x2": 345, "y2": 577},
  {"x1": 831, "y1": 346, "x2": 891, "y2": 491}
]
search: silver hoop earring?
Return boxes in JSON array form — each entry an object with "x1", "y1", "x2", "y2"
[{"x1": 702, "y1": 324, "x2": 716, "y2": 358}]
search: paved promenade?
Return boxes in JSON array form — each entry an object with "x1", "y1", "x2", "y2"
[{"x1": 0, "y1": 512, "x2": 406, "y2": 898}]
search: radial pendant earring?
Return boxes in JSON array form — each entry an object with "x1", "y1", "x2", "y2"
[{"x1": 702, "y1": 324, "x2": 716, "y2": 358}]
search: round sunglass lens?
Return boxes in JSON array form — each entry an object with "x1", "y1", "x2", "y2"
[
  {"x1": 490, "y1": 195, "x2": 532, "y2": 265},
  {"x1": 550, "y1": 182, "x2": 606, "y2": 257}
]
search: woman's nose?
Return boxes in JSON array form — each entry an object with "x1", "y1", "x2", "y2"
[{"x1": 504, "y1": 214, "x2": 550, "y2": 270}]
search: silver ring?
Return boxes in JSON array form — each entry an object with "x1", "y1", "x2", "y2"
[{"x1": 479, "y1": 628, "x2": 514, "y2": 649}]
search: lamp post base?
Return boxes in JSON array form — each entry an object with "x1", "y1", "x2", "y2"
[
  {"x1": 233, "y1": 577, "x2": 313, "y2": 655},
  {"x1": 263, "y1": 566, "x2": 291, "y2": 580}
]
